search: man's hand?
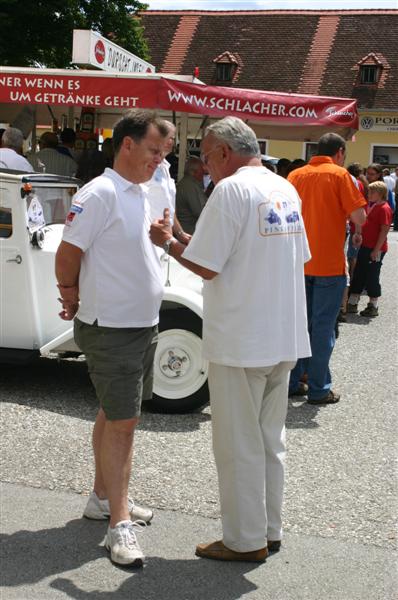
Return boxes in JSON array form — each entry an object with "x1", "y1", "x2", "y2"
[
  {"x1": 150, "y1": 209, "x2": 218, "y2": 281},
  {"x1": 58, "y1": 299, "x2": 79, "y2": 321},
  {"x1": 150, "y1": 208, "x2": 173, "y2": 247},
  {"x1": 55, "y1": 241, "x2": 82, "y2": 320},
  {"x1": 176, "y1": 231, "x2": 192, "y2": 245},
  {"x1": 57, "y1": 284, "x2": 79, "y2": 321}
]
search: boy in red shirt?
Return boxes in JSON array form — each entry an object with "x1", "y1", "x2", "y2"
[{"x1": 347, "y1": 181, "x2": 393, "y2": 317}]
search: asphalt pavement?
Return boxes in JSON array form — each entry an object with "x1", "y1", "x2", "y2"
[{"x1": 1, "y1": 232, "x2": 397, "y2": 600}]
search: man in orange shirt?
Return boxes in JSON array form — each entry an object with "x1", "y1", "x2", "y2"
[{"x1": 288, "y1": 133, "x2": 367, "y2": 404}]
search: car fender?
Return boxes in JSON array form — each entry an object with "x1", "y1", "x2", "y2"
[
  {"x1": 161, "y1": 285, "x2": 203, "y2": 320},
  {"x1": 39, "y1": 285, "x2": 204, "y2": 357}
]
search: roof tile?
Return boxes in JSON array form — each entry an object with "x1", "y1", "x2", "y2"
[
  {"x1": 298, "y1": 16, "x2": 340, "y2": 95},
  {"x1": 161, "y1": 16, "x2": 201, "y2": 74},
  {"x1": 139, "y1": 10, "x2": 398, "y2": 110}
]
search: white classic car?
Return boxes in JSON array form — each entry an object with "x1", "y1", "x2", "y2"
[{"x1": 0, "y1": 171, "x2": 208, "y2": 413}]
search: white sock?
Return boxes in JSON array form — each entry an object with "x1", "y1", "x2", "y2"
[{"x1": 369, "y1": 298, "x2": 378, "y2": 308}]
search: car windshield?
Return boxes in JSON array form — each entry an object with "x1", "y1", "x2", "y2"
[{"x1": 25, "y1": 185, "x2": 76, "y2": 231}]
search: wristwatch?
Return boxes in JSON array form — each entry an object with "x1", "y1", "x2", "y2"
[{"x1": 162, "y1": 238, "x2": 174, "y2": 254}]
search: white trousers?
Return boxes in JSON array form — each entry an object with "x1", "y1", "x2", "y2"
[{"x1": 208, "y1": 361, "x2": 294, "y2": 552}]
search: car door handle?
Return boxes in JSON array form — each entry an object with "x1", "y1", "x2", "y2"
[{"x1": 6, "y1": 254, "x2": 22, "y2": 264}]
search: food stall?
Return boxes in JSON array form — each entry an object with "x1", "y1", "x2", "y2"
[{"x1": 0, "y1": 65, "x2": 360, "y2": 412}]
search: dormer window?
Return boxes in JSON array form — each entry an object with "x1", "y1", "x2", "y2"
[
  {"x1": 353, "y1": 53, "x2": 389, "y2": 88},
  {"x1": 216, "y1": 62, "x2": 235, "y2": 82},
  {"x1": 360, "y1": 65, "x2": 380, "y2": 85},
  {"x1": 213, "y1": 51, "x2": 242, "y2": 85}
]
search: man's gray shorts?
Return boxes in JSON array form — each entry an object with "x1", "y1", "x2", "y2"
[{"x1": 74, "y1": 318, "x2": 158, "y2": 420}]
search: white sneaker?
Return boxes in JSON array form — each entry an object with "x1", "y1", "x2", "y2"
[
  {"x1": 83, "y1": 492, "x2": 153, "y2": 523},
  {"x1": 105, "y1": 520, "x2": 145, "y2": 566}
]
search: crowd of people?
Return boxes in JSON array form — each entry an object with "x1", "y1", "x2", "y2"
[
  {"x1": 1, "y1": 114, "x2": 396, "y2": 569},
  {"x1": 1, "y1": 123, "x2": 395, "y2": 241},
  {"x1": 0, "y1": 125, "x2": 114, "y2": 181},
  {"x1": 273, "y1": 155, "x2": 397, "y2": 323}
]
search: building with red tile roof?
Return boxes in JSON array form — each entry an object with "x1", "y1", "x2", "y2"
[{"x1": 139, "y1": 9, "x2": 398, "y2": 168}]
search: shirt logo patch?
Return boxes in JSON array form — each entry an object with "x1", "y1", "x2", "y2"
[
  {"x1": 65, "y1": 211, "x2": 76, "y2": 226},
  {"x1": 70, "y1": 204, "x2": 83, "y2": 214},
  {"x1": 258, "y1": 191, "x2": 303, "y2": 236}
]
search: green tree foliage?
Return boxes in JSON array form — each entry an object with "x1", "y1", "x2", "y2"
[{"x1": 0, "y1": 0, "x2": 149, "y2": 68}]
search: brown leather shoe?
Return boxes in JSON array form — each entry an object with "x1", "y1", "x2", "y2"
[
  {"x1": 267, "y1": 540, "x2": 281, "y2": 553},
  {"x1": 288, "y1": 381, "x2": 308, "y2": 398},
  {"x1": 307, "y1": 390, "x2": 340, "y2": 405},
  {"x1": 195, "y1": 540, "x2": 267, "y2": 562}
]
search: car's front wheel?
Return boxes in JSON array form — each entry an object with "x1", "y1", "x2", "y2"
[{"x1": 148, "y1": 309, "x2": 209, "y2": 413}]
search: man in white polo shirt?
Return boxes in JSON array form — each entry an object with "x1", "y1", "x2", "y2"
[
  {"x1": 146, "y1": 120, "x2": 191, "y2": 248},
  {"x1": 150, "y1": 117, "x2": 311, "y2": 563},
  {"x1": 55, "y1": 110, "x2": 164, "y2": 567}
]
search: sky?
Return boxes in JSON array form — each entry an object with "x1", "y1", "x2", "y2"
[{"x1": 147, "y1": 1, "x2": 398, "y2": 9}]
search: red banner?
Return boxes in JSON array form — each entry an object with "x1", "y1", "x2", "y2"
[
  {"x1": 159, "y1": 79, "x2": 358, "y2": 129},
  {"x1": 0, "y1": 71, "x2": 159, "y2": 110},
  {"x1": 0, "y1": 69, "x2": 358, "y2": 130}
]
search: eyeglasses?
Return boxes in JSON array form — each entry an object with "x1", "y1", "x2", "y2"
[{"x1": 200, "y1": 146, "x2": 220, "y2": 165}]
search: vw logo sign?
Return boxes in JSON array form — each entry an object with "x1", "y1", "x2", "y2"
[{"x1": 361, "y1": 117, "x2": 374, "y2": 130}]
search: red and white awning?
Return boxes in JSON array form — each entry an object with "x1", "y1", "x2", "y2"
[{"x1": 0, "y1": 66, "x2": 358, "y2": 141}]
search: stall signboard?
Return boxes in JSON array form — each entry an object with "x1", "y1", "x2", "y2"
[{"x1": 72, "y1": 30, "x2": 155, "y2": 74}]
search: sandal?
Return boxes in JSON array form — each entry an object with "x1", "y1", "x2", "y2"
[{"x1": 307, "y1": 390, "x2": 340, "y2": 405}]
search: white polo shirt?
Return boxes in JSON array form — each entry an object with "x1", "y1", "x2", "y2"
[
  {"x1": 62, "y1": 168, "x2": 164, "y2": 327},
  {"x1": 146, "y1": 159, "x2": 176, "y2": 223},
  {"x1": 183, "y1": 166, "x2": 312, "y2": 368}
]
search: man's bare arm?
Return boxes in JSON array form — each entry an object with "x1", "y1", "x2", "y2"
[
  {"x1": 150, "y1": 209, "x2": 217, "y2": 280},
  {"x1": 168, "y1": 238, "x2": 217, "y2": 280},
  {"x1": 55, "y1": 241, "x2": 83, "y2": 285},
  {"x1": 55, "y1": 241, "x2": 83, "y2": 320},
  {"x1": 350, "y1": 207, "x2": 367, "y2": 226},
  {"x1": 172, "y1": 214, "x2": 191, "y2": 245}
]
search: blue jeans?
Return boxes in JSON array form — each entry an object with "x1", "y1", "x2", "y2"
[{"x1": 289, "y1": 275, "x2": 346, "y2": 400}]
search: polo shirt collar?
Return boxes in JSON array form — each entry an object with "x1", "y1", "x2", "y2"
[
  {"x1": 104, "y1": 167, "x2": 147, "y2": 194},
  {"x1": 309, "y1": 156, "x2": 334, "y2": 166}
]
